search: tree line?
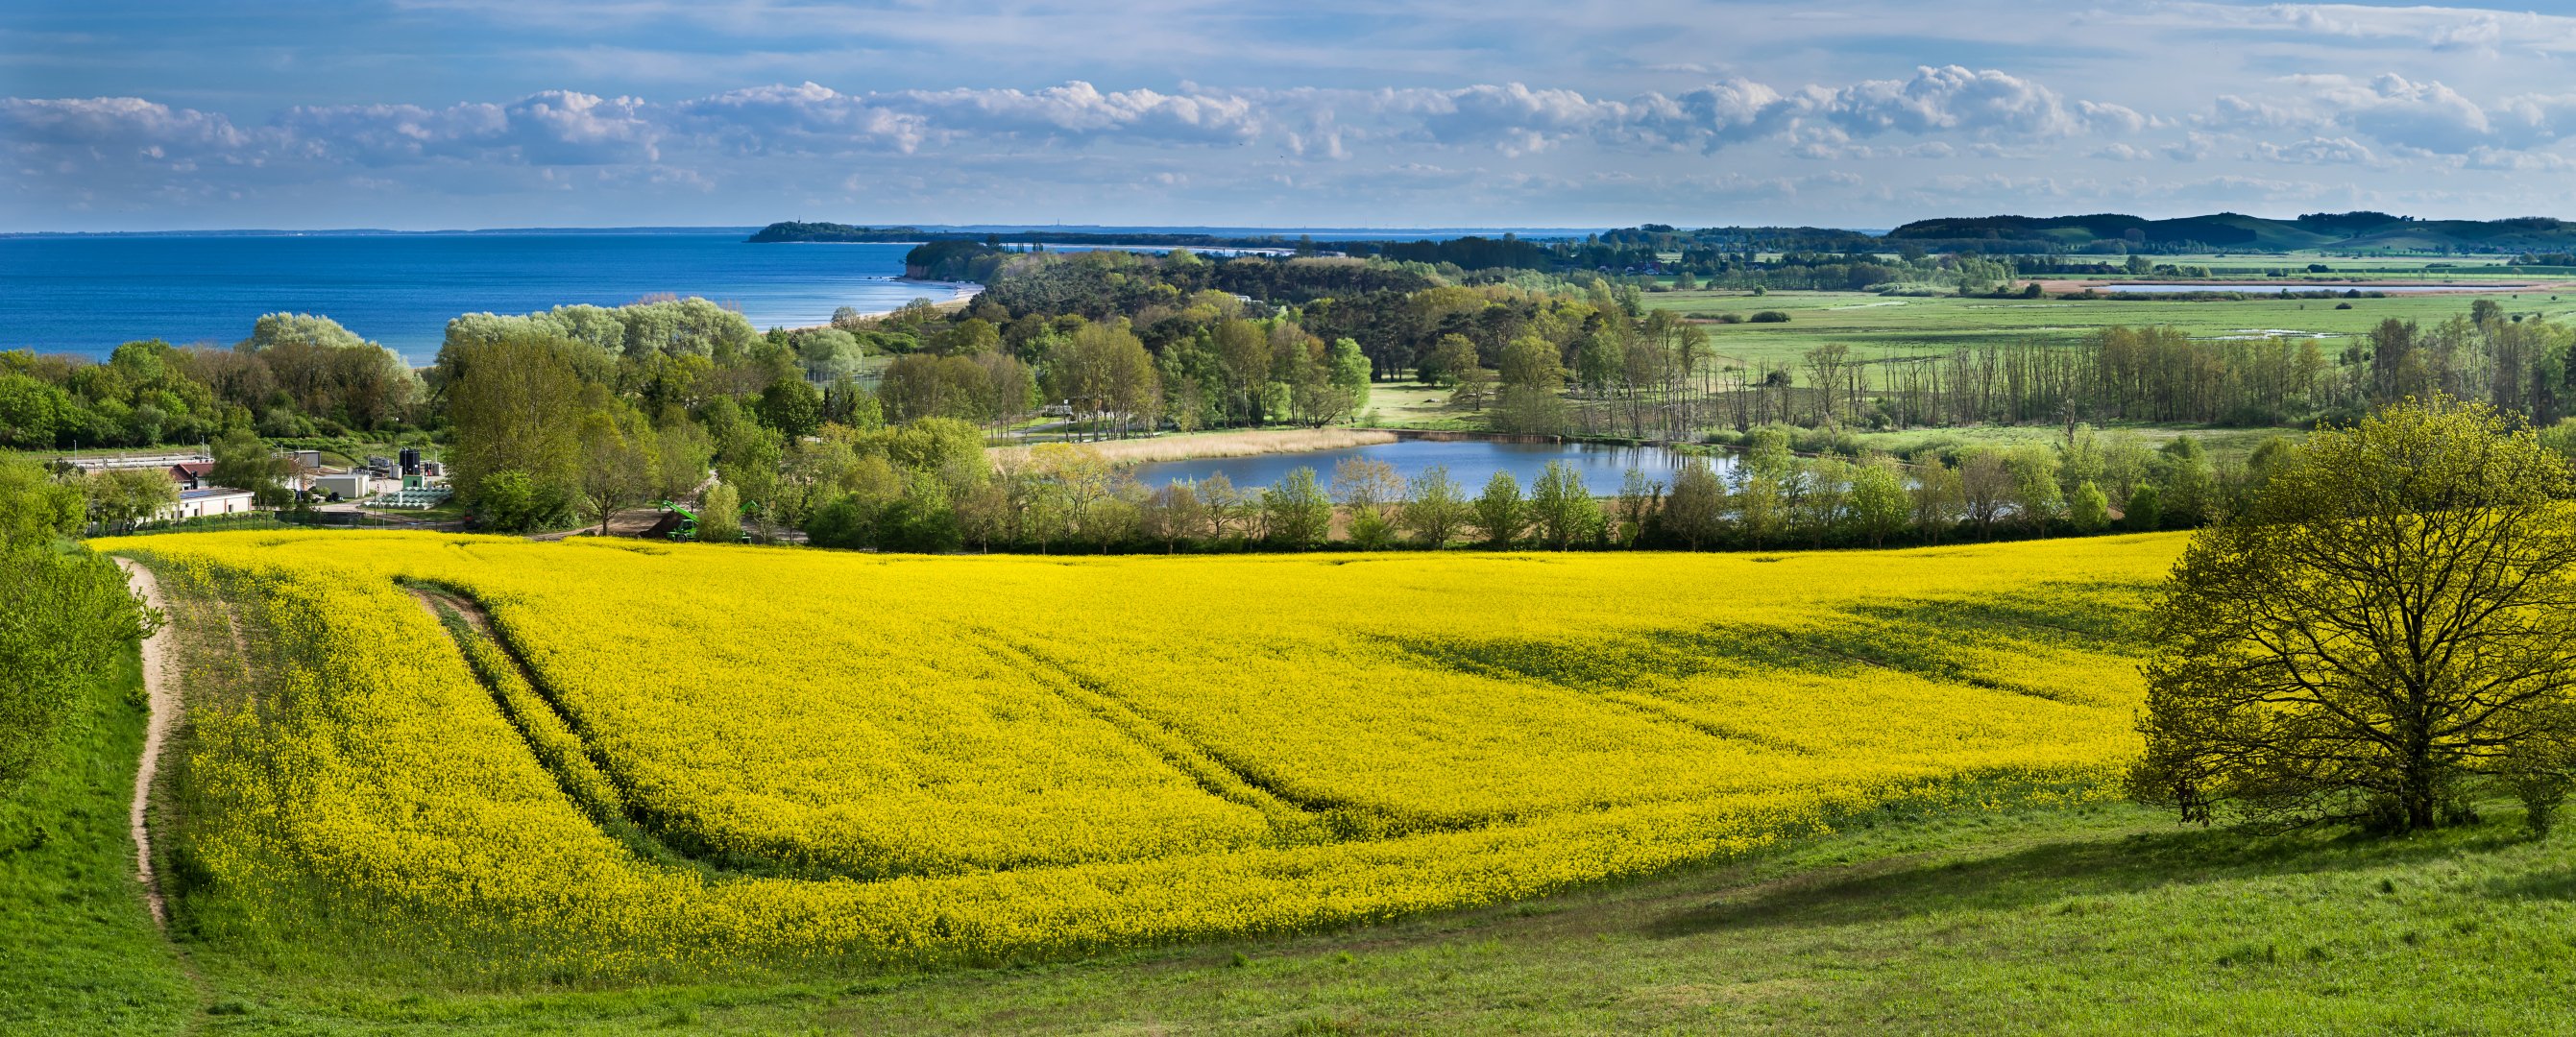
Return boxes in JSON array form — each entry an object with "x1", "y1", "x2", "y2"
[
  {"x1": 735, "y1": 420, "x2": 2274, "y2": 556},
  {"x1": 0, "y1": 314, "x2": 420, "y2": 448}
]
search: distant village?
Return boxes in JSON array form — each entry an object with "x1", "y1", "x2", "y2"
[{"x1": 54, "y1": 447, "x2": 450, "y2": 526}]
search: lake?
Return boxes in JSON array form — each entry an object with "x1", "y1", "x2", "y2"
[
  {"x1": 1131, "y1": 438, "x2": 1726, "y2": 492},
  {"x1": 0, "y1": 231, "x2": 958, "y2": 363}
]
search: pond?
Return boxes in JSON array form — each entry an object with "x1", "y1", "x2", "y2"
[{"x1": 1130, "y1": 438, "x2": 1729, "y2": 492}]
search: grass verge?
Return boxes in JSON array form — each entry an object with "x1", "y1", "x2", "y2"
[
  {"x1": 0, "y1": 648, "x2": 197, "y2": 1034},
  {"x1": 136, "y1": 793, "x2": 2576, "y2": 1035}
]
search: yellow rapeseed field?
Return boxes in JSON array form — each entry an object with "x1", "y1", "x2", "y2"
[{"x1": 110, "y1": 530, "x2": 2184, "y2": 974}]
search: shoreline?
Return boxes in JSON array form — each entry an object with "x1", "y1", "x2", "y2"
[
  {"x1": 990, "y1": 428, "x2": 1398, "y2": 467},
  {"x1": 780, "y1": 279, "x2": 984, "y2": 332}
]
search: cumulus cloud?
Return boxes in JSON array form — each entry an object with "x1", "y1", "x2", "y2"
[
  {"x1": 1325, "y1": 65, "x2": 2117, "y2": 157},
  {"x1": 3, "y1": 81, "x2": 1278, "y2": 186},
  {"x1": 2328, "y1": 74, "x2": 2492, "y2": 154},
  {"x1": 668, "y1": 83, "x2": 926, "y2": 155},
  {"x1": 2208, "y1": 74, "x2": 2576, "y2": 157},
  {"x1": 1357, "y1": 77, "x2": 1808, "y2": 155},
  {"x1": 2076, "y1": 101, "x2": 2149, "y2": 135},
  {"x1": 880, "y1": 82, "x2": 1261, "y2": 145},
  {"x1": 2, "y1": 65, "x2": 2138, "y2": 192},
  {"x1": 2110, "y1": 3, "x2": 2576, "y2": 56},
  {"x1": 279, "y1": 91, "x2": 659, "y2": 166},
  {"x1": 2251, "y1": 135, "x2": 2379, "y2": 166},
  {"x1": 0, "y1": 96, "x2": 265, "y2": 160},
  {"x1": 1821, "y1": 65, "x2": 2077, "y2": 138},
  {"x1": 51, "y1": 62, "x2": 2558, "y2": 228}
]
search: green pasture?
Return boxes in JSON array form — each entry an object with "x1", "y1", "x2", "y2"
[{"x1": 1645, "y1": 288, "x2": 2576, "y2": 369}]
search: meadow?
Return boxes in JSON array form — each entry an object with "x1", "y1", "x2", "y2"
[
  {"x1": 101, "y1": 531, "x2": 2176, "y2": 982},
  {"x1": 1645, "y1": 286, "x2": 2576, "y2": 369}
]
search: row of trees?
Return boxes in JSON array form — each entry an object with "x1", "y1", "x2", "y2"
[
  {"x1": 748, "y1": 419, "x2": 2259, "y2": 556},
  {"x1": 1510, "y1": 308, "x2": 2574, "y2": 444}
]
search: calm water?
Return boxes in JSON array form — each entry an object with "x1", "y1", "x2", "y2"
[
  {"x1": 2095, "y1": 282, "x2": 2541, "y2": 294},
  {"x1": 1131, "y1": 439, "x2": 1725, "y2": 492},
  {"x1": 0, "y1": 232, "x2": 953, "y2": 363}
]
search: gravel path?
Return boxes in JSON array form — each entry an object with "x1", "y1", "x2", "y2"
[{"x1": 112, "y1": 557, "x2": 176, "y2": 929}]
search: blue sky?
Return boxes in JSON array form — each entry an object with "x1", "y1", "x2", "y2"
[{"x1": 6, "y1": 1, "x2": 2576, "y2": 230}]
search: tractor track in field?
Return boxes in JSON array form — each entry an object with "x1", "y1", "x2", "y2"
[
  {"x1": 971, "y1": 630, "x2": 1490, "y2": 842},
  {"x1": 401, "y1": 585, "x2": 725, "y2": 877},
  {"x1": 403, "y1": 584, "x2": 874, "y2": 882}
]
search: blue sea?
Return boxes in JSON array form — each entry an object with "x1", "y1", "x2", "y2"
[{"x1": 0, "y1": 231, "x2": 949, "y2": 364}]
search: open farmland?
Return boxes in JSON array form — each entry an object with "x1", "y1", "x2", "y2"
[
  {"x1": 105, "y1": 531, "x2": 2178, "y2": 982},
  {"x1": 1646, "y1": 287, "x2": 2576, "y2": 368}
]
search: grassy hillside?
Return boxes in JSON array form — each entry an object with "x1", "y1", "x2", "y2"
[
  {"x1": 0, "y1": 649, "x2": 196, "y2": 1034},
  {"x1": 78, "y1": 792, "x2": 2576, "y2": 1034}
]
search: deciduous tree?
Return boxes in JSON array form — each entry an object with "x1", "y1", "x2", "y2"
[
  {"x1": 1472, "y1": 471, "x2": 1526, "y2": 548},
  {"x1": 1263, "y1": 467, "x2": 1332, "y2": 547},
  {"x1": 1397, "y1": 465, "x2": 1472, "y2": 547},
  {"x1": 2133, "y1": 398, "x2": 2576, "y2": 833}
]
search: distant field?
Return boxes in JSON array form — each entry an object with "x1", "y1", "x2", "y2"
[
  {"x1": 109, "y1": 530, "x2": 2176, "y2": 986},
  {"x1": 1645, "y1": 288, "x2": 2576, "y2": 368},
  {"x1": 1804, "y1": 423, "x2": 2299, "y2": 464}
]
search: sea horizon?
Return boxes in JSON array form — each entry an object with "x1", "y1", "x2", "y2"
[{"x1": 0, "y1": 223, "x2": 1617, "y2": 239}]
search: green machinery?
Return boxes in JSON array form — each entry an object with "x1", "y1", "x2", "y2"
[{"x1": 659, "y1": 499, "x2": 752, "y2": 543}]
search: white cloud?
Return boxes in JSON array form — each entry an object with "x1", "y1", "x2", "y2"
[
  {"x1": 2111, "y1": 4, "x2": 2576, "y2": 56},
  {"x1": 1312, "y1": 65, "x2": 2117, "y2": 157},
  {"x1": 880, "y1": 81, "x2": 1262, "y2": 145},
  {"x1": 2330, "y1": 74, "x2": 2491, "y2": 154},
  {"x1": 2250, "y1": 135, "x2": 2379, "y2": 166},
  {"x1": 2201, "y1": 74, "x2": 2576, "y2": 157},
  {"x1": 0, "y1": 96, "x2": 264, "y2": 159},
  {"x1": 279, "y1": 91, "x2": 660, "y2": 166},
  {"x1": 1822, "y1": 65, "x2": 2077, "y2": 139},
  {"x1": 2076, "y1": 100, "x2": 2148, "y2": 135},
  {"x1": 669, "y1": 83, "x2": 926, "y2": 155}
]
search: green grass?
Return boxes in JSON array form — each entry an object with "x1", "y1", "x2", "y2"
[
  {"x1": 360, "y1": 498, "x2": 468, "y2": 521},
  {"x1": 144, "y1": 797, "x2": 2576, "y2": 1034},
  {"x1": 1646, "y1": 288, "x2": 2576, "y2": 369},
  {"x1": 1766, "y1": 423, "x2": 2301, "y2": 465},
  {"x1": 1361, "y1": 378, "x2": 1480, "y2": 430},
  {"x1": 0, "y1": 648, "x2": 197, "y2": 1035}
]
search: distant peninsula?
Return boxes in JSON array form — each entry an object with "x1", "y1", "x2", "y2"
[
  {"x1": 753, "y1": 212, "x2": 2576, "y2": 259},
  {"x1": 748, "y1": 221, "x2": 1338, "y2": 249}
]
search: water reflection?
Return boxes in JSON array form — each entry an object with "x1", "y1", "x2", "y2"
[{"x1": 1130, "y1": 438, "x2": 1732, "y2": 491}]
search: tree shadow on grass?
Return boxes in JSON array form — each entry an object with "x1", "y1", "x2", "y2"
[
  {"x1": 2481, "y1": 863, "x2": 2576, "y2": 902},
  {"x1": 1646, "y1": 821, "x2": 2528, "y2": 939}
]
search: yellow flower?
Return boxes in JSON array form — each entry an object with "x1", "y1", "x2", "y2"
[{"x1": 106, "y1": 530, "x2": 2183, "y2": 974}]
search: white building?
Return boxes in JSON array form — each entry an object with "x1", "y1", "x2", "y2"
[
  {"x1": 167, "y1": 488, "x2": 256, "y2": 521},
  {"x1": 313, "y1": 472, "x2": 375, "y2": 500}
]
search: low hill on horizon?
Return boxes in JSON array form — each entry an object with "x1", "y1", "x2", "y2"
[{"x1": 1885, "y1": 211, "x2": 2576, "y2": 254}]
